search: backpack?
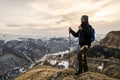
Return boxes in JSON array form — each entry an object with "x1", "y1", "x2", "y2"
[
  {"x1": 80, "y1": 23, "x2": 95, "y2": 42},
  {"x1": 90, "y1": 28, "x2": 95, "y2": 42}
]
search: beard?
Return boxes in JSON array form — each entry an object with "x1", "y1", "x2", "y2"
[{"x1": 81, "y1": 22, "x2": 87, "y2": 26}]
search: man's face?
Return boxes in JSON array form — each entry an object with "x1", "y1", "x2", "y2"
[{"x1": 81, "y1": 19, "x2": 86, "y2": 23}]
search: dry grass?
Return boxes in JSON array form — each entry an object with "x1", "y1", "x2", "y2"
[
  {"x1": 15, "y1": 65, "x2": 117, "y2": 80},
  {"x1": 15, "y1": 66, "x2": 60, "y2": 80}
]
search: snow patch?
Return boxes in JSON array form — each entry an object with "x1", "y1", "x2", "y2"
[
  {"x1": 19, "y1": 67, "x2": 26, "y2": 73},
  {"x1": 29, "y1": 63, "x2": 35, "y2": 69},
  {"x1": 49, "y1": 60, "x2": 57, "y2": 65},
  {"x1": 58, "y1": 61, "x2": 69, "y2": 69}
]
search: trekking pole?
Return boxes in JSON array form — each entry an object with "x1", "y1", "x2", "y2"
[
  {"x1": 76, "y1": 33, "x2": 80, "y2": 73},
  {"x1": 68, "y1": 32, "x2": 71, "y2": 68}
]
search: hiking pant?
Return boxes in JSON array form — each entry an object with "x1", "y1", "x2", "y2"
[{"x1": 77, "y1": 45, "x2": 89, "y2": 73}]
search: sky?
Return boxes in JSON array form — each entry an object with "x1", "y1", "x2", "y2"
[{"x1": 0, "y1": 0, "x2": 120, "y2": 37}]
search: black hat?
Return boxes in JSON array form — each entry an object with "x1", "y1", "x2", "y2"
[{"x1": 81, "y1": 15, "x2": 88, "y2": 21}]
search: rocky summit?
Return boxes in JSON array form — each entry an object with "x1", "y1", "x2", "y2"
[{"x1": 100, "y1": 31, "x2": 120, "y2": 48}]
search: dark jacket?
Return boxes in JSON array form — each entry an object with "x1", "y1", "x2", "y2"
[{"x1": 70, "y1": 23, "x2": 92, "y2": 47}]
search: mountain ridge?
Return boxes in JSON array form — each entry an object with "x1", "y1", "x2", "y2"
[{"x1": 0, "y1": 31, "x2": 120, "y2": 80}]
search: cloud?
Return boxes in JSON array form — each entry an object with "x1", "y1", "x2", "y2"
[
  {"x1": 6, "y1": 24, "x2": 22, "y2": 27},
  {"x1": 28, "y1": 0, "x2": 120, "y2": 27},
  {"x1": 0, "y1": 0, "x2": 120, "y2": 35}
]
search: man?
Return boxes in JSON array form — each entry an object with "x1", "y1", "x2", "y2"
[{"x1": 69, "y1": 15, "x2": 93, "y2": 75}]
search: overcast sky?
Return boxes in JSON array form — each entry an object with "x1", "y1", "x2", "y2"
[{"x1": 0, "y1": 0, "x2": 120, "y2": 37}]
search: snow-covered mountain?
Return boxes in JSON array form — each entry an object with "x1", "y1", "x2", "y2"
[
  {"x1": 0, "y1": 33, "x2": 105, "y2": 80},
  {"x1": 0, "y1": 36, "x2": 77, "y2": 80},
  {"x1": 0, "y1": 33, "x2": 105, "y2": 41},
  {"x1": 14, "y1": 31, "x2": 120, "y2": 80}
]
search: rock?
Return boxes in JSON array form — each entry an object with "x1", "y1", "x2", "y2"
[
  {"x1": 58, "y1": 65, "x2": 65, "y2": 69},
  {"x1": 101, "y1": 31, "x2": 120, "y2": 48},
  {"x1": 88, "y1": 45, "x2": 120, "y2": 60}
]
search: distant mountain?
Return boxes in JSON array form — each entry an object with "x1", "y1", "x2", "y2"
[
  {"x1": 14, "y1": 31, "x2": 120, "y2": 80},
  {"x1": 14, "y1": 46, "x2": 120, "y2": 80},
  {"x1": 0, "y1": 33, "x2": 105, "y2": 41},
  {"x1": 0, "y1": 33, "x2": 106, "y2": 80},
  {"x1": 0, "y1": 37, "x2": 76, "y2": 80}
]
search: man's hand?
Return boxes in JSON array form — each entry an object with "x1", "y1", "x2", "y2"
[
  {"x1": 78, "y1": 25, "x2": 83, "y2": 30},
  {"x1": 69, "y1": 27, "x2": 72, "y2": 33}
]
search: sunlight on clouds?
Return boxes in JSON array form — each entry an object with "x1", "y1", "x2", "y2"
[
  {"x1": 91, "y1": 10, "x2": 112, "y2": 22},
  {"x1": 28, "y1": 0, "x2": 120, "y2": 25},
  {"x1": 91, "y1": 0, "x2": 120, "y2": 22},
  {"x1": 0, "y1": 0, "x2": 120, "y2": 35}
]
